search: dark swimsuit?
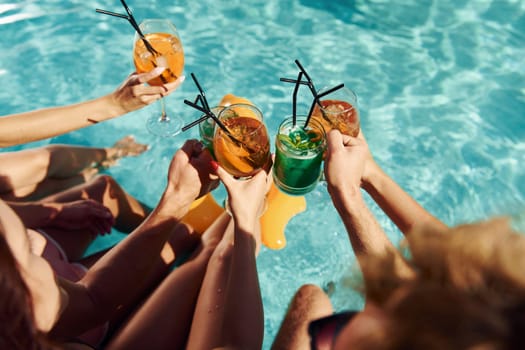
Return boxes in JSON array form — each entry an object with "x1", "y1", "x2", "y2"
[{"x1": 308, "y1": 310, "x2": 359, "y2": 350}]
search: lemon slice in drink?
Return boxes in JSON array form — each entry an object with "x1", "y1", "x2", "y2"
[{"x1": 215, "y1": 136, "x2": 254, "y2": 176}]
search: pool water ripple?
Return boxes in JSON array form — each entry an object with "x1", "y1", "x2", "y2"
[{"x1": 1, "y1": 1, "x2": 524, "y2": 348}]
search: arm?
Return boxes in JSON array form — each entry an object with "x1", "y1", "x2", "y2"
[
  {"x1": 0, "y1": 68, "x2": 184, "y2": 148},
  {"x1": 324, "y1": 131, "x2": 397, "y2": 261},
  {"x1": 214, "y1": 165, "x2": 269, "y2": 350},
  {"x1": 362, "y1": 161, "x2": 447, "y2": 234},
  {"x1": 324, "y1": 130, "x2": 411, "y2": 277},
  {"x1": 355, "y1": 130, "x2": 447, "y2": 235},
  {"x1": 50, "y1": 140, "x2": 218, "y2": 339}
]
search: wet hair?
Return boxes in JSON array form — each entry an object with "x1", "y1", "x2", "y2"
[
  {"x1": 357, "y1": 217, "x2": 525, "y2": 349},
  {"x1": 0, "y1": 232, "x2": 59, "y2": 350}
]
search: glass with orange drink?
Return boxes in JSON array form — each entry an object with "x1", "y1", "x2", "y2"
[
  {"x1": 133, "y1": 19, "x2": 185, "y2": 137},
  {"x1": 310, "y1": 86, "x2": 360, "y2": 137},
  {"x1": 213, "y1": 104, "x2": 271, "y2": 178}
]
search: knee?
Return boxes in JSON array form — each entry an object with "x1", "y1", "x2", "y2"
[
  {"x1": 289, "y1": 284, "x2": 333, "y2": 316},
  {"x1": 293, "y1": 284, "x2": 328, "y2": 303}
]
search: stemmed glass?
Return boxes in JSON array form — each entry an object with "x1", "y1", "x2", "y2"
[
  {"x1": 213, "y1": 103, "x2": 272, "y2": 179},
  {"x1": 213, "y1": 103, "x2": 271, "y2": 216},
  {"x1": 133, "y1": 19, "x2": 185, "y2": 137}
]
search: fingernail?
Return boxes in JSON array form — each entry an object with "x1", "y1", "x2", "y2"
[
  {"x1": 210, "y1": 160, "x2": 219, "y2": 172},
  {"x1": 179, "y1": 75, "x2": 186, "y2": 83}
]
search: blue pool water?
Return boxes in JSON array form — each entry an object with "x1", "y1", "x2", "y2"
[{"x1": 1, "y1": 0, "x2": 524, "y2": 347}]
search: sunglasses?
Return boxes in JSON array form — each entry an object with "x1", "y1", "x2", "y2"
[{"x1": 308, "y1": 311, "x2": 358, "y2": 350}]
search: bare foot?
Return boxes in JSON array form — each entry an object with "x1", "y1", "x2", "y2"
[
  {"x1": 99, "y1": 136, "x2": 149, "y2": 169},
  {"x1": 112, "y1": 135, "x2": 149, "y2": 157}
]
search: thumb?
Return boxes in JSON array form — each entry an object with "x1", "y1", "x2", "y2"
[
  {"x1": 216, "y1": 164, "x2": 234, "y2": 189},
  {"x1": 326, "y1": 129, "x2": 344, "y2": 152}
]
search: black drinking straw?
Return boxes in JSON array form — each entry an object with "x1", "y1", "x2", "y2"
[
  {"x1": 183, "y1": 100, "x2": 231, "y2": 135},
  {"x1": 294, "y1": 59, "x2": 317, "y2": 96},
  {"x1": 304, "y1": 83, "x2": 345, "y2": 128},
  {"x1": 183, "y1": 100, "x2": 254, "y2": 152},
  {"x1": 318, "y1": 83, "x2": 345, "y2": 99},
  {"x1": 292, "y1": 72, "x2": 303, "y2": 126},
  {"x1": 181, "y1": 95, "x2": 212, "y2": 131},
  {"x1": 181, "y1": 114, "x2": 208, "y2": 132},
  {"x1": 190, "y1": 73, "x2": 211, "y2": 112},
  {"x1": 181, "y1": 74, "x2": 214, "y2": 131},
  {"x1": 95, "y1": 9, "x2": 128, "y2": 19},
  {"x1": 95, "y1": 1, "x2": 159, "y2": 56},
  {"x1": 118, "y1": 0, "x2": 152, "y2": 50},
  {"x1": 279, "y1": 77, "x2": 310, "y2": 85}
]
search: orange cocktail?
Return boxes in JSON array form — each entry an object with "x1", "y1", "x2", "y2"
[
  {"x1": 133, "y1": 21, "x2": 184, "y2": 86},
  {"x1": 310, "y1": 86, "x2": 360, "y2": 137},
  {"x1": 213, "y1": 104, "x2": 271, "y2": 178},
  {"x1": 133, "y1": 19, "x2": 185, "y2": 137}
]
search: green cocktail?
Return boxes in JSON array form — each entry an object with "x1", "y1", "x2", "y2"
[
  {"x1": 273, "y1": 116, "x2": 326, "y2": 196},
  {"x1": 198, "y1": 106, "x2": 224, "y2": 155}
]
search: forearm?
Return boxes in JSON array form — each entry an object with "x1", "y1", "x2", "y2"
[
  {"x1": 79, "y1": 187, "x2": 194, "y2": 311},
  {"x1": 362, "y1": 162, "x2": 447, "y2": 235},
  {"x1": 223, "y1": 223, "x2": 264, "y2": 349},
  {"x1": 0, "y1": 94, "x2": 124, "y2": 147},
  {"x1": 330, "y1": 185, "x2": 395, "y2": 262}
]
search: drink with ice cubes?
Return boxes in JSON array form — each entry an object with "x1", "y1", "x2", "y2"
[{"x1": 273, "y1": 116, "x2": 326, "y2": 195}]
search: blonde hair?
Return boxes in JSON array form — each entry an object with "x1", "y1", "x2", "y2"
[{"x1": 358, "y1": 217, "x2": 525, "y2": 349}]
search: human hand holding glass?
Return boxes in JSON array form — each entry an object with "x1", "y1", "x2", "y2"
[
  {"x1": 133, "y1": 18, "x2": 185, "y2": 137},
  {"x1": 215, "y1": 161, "x2": 271, "y2": 225},
  {"x1": 323, "y1": 129, "x2": 369, "y2": 195}
]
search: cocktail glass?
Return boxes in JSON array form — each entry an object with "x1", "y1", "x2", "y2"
[
  {"x1": 273, "y1": 116, "x2": 326, "y2": 195},
  {"x1": 198, "y1": 106, "x2": 225, "y2": 156},
  {"x1": 133, "y1": 19, "x2": 185, "y2": 137},
  {"x1": 213, "y1": 103, "x2": 271, "y2": 179},
  {"x1": 310, "y1": 86, "x2": 360, "y2": 137}
]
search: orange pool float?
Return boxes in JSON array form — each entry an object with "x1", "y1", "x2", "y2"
[
  {"x1": 219, "y1": 93, "x2": 254, "y2": 107},
  {"x1": 259, "y1": 183, "x2": 306, "y2": 250},
  {"x1": 181, "y1": 193, "x2": 225, "y2": 234},
  {"x1": 181, "y1": 185, "x2": 306, "y2": 250}
]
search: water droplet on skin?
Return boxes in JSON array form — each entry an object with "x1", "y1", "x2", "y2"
[{"x1": 217, "y1": 288, "x2": 222, "y2": 293}]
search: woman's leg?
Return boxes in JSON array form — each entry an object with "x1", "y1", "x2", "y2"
[
  {"x1": 43, "y1": 174, "x2": 149, "y2": 233},
  {"x1": 0, "y1": 145, "x2": 108, "y2": 201},
  {"x1": 185, "y1": 219, "x2": 236, "y2": 349},
  {"x1": 37, "y1": 174, "x2": 149, "y2": 261},
  {"x1": 104, "y1": 212, "x2": 232, "y2": 350},
  {"x1": 0, "y1": 136, "x2": 148, "y2": 201},
  {"x1": 187, "y1": 214, "x2": 264, "y2": 350}
]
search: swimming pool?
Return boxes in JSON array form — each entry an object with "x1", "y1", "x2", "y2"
[{"x1": 1, "y1": 0, "x2": 524, "y2": 347}]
